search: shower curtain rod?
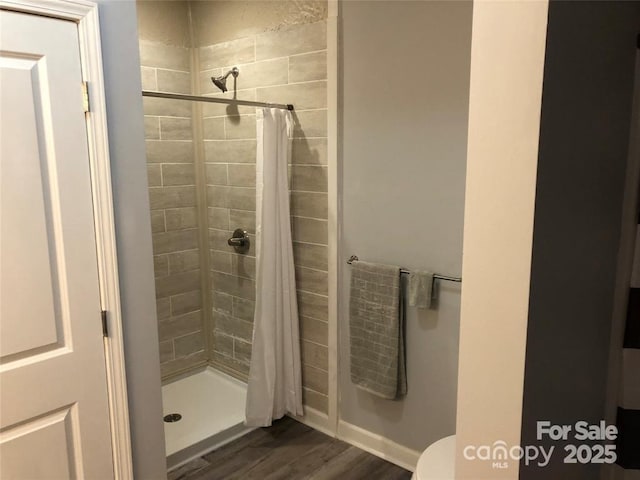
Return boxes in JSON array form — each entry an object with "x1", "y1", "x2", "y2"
[{"x1": 141, "y1": 90, "x2": 294, "y2": 111}]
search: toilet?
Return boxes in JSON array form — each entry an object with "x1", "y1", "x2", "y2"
[{"x1": 412, "y1": 435, "x2": 456, "y2": 480}]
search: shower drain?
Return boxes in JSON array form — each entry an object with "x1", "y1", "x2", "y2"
[{"x1": 163, "y1": 413, "x2": 182, "y2": 423}]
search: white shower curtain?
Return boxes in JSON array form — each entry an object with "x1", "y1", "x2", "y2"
[{"x1": 245, "y1": 108, "x2": 304, "y2": 426}]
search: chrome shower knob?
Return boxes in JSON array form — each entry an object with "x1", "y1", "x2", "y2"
[{"x1": 228, "y1": 228, "x2": 250, "y2": 253}]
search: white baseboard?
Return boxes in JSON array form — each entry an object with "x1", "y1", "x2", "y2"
[
  {"x1": 337, "y1": 420, "x2": 420, "y2": 472},
  {"x1": 288, "y1": 410, "x2": 421, "y2": 473},
  {"x1": 288, "y1": 406, "x2": 336, "y2": 437}
]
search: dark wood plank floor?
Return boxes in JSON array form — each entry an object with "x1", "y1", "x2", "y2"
[{"x1": 168, "y1": 417, "x2": 413, "y2": 480}]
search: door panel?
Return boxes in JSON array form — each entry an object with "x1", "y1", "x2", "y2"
[
  {"x1": 0, "y1": 10, "x2": 115, "y2": 479},
  {"x1": 1, "y1": 406, "x2": 80, "y2": 479},
  {"x1": 1, "y1": 55, "x2": 62, "y2": 361}
]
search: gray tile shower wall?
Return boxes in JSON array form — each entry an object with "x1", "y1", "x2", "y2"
[
  {"x1": 138, "y1": 14, "x2": 330, "y2": 414},
  {"x1": 199, "y1": 20, "x2": 329, "y2": 413},
  {"x1": 140, "y1": 40, "x2": 207, "y2": 379}
]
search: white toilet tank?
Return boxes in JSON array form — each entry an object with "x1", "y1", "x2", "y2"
[{"x1": 412, "y1": 434, "x2": 456, "y2": 480}]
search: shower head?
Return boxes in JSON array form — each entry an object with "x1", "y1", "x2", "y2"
[{"x1": 211, "y1": 67, "x2": 239, "y2": 93}]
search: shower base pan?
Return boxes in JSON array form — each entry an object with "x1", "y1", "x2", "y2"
[{"x1": 162, "y1": 367, "x2": 253, "y2": 470}]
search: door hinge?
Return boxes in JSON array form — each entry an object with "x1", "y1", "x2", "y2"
[
  {"x1": 101, "y1": 310, "x2": 108, "y2": 337},
  {"x1": 82, "y1": 81, "x2": 90, "y2": 113}
]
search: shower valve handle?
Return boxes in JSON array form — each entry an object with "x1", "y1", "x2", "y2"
[
  {"x1": 228, "y1": 237, "x2": 247, "y2": 247},
  {"x1": 228, "y1": 228, "x2": 250, "y2": 253}
]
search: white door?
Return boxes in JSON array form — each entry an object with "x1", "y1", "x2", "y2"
[{"x1": 0, "y1": 10, "x2": 115, "y2": 479}]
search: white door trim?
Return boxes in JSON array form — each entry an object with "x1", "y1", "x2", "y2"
[{"x1": 0, "y1": 1, "x2": 133, "y2": 479}]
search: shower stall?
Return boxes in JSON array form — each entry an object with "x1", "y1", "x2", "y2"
[{"x1": 136, "y1": 2, "x2": 330, "y2": 468}]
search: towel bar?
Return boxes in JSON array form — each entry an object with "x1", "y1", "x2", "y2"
[{"x1": 346, "y1": 255, "x2": 462, "y2": 284}]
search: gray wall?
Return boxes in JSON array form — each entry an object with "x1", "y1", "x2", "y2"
[
  {"x1": 520, "y1": 2, "x2": 640, "y2": 479},
  {"x1": 340, "y1": 0, "x2": 472, "y2": 450},
  {"x1": 96, "y1": 1, "x2": 167, "y2": 478}
]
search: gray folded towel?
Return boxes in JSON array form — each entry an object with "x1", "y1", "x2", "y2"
[
  {"x1": 408, "y1": 271, "x2": 434, "y2": 309},
  {"x1": 349, "y1": 261, "x2": 407, "y2": 399}
]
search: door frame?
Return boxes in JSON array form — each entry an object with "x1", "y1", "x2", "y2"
[{"x1": 0, "y1": 0, "x2": 133, "y2": 478}]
